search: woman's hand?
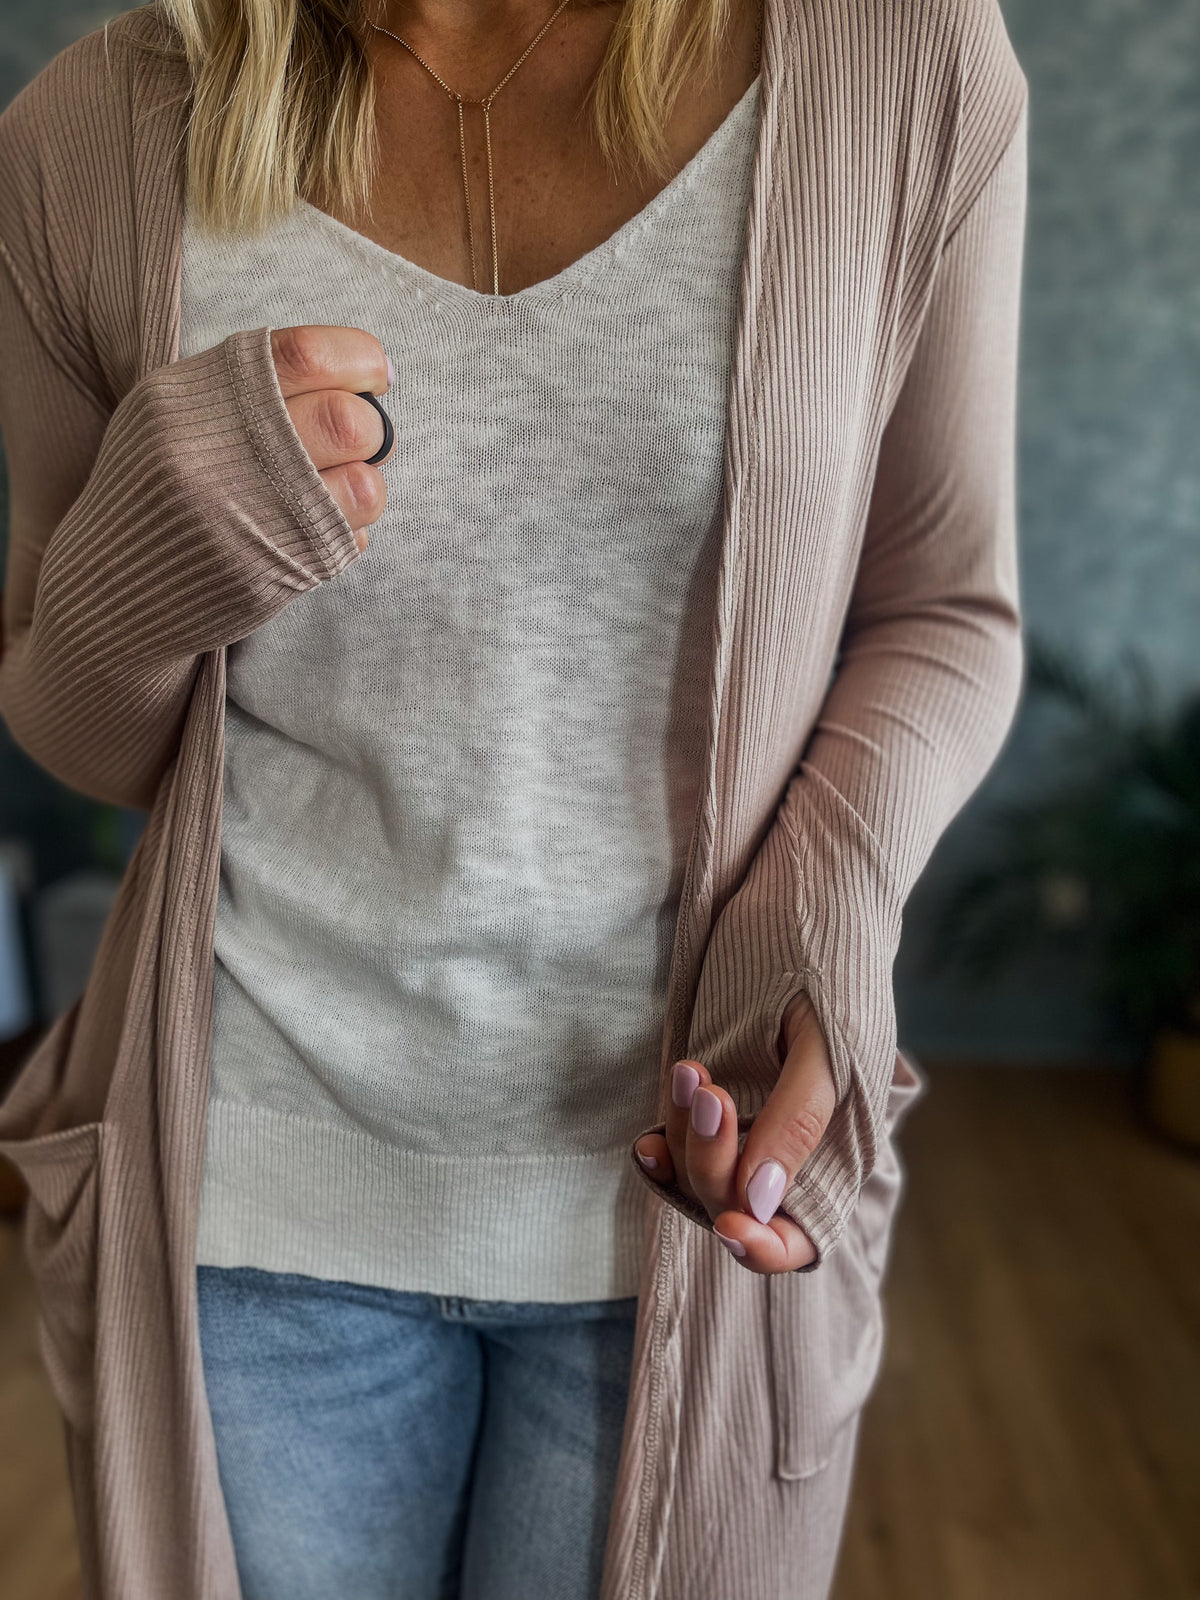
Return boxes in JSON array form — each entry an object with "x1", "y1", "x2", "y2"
[
  {"x1": 269, "y1": 325, "x2": 396, "y2": 550},
  {"x1": 634, "y1": 993, "x2": 836, "y2": 1272}
]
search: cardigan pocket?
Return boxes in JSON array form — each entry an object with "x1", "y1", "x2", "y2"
[
  {"x1": 0, "y1": 1121, "x2": 102, "y2": 1436},
  {"x1": 766, "y1": 1048, "x2": 923, "y2": 1478}
]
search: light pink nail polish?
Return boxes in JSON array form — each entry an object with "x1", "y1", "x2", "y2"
[
  {"x1": 671, "y1": 1061, "x2": 700, "y2": 1108},
  {"x1": 386, "y1": 355, "x2": 396, "y2": 388},
  {"x1": 713, "y1": 1226, "x2": 747, "y2": 1258},
  {"x1": 746, "y1": 1158, "x2": 787, "y2": 1224},
  {"x1": 636, "y1": 1149, "x2": 658, "y2": 1171},
  {"x1": 690, "y1": 1087, "x2": 722, "y2": 1138}
]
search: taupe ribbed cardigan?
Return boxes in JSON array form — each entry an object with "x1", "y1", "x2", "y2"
[{"x1": 0, "y1": 0, "x2": 1028, "y2": 1594}]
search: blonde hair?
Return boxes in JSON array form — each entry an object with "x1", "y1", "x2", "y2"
[{"x1": 139, "y1": 0, "x2": 739, "y2": 238}]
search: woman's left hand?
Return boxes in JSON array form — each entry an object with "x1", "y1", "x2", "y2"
[{"x1": 633, "y1": 992, "x2": 836, "y2": 1272}]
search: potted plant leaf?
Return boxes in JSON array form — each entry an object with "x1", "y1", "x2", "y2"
[{"x1": 927, "y1": 635, "x2": 1200, "y2": 1148}]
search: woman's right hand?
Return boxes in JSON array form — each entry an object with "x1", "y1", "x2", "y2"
[{"x1": 269, "y1": 325, "x2": 396, "y2": 551}]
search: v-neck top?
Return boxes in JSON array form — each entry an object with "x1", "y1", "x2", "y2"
[{"x1": 178, "y1": 71, "x2": 763, "y2": 1300}]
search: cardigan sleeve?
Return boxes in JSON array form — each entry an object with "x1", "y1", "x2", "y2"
[
  {"x1": 0, "y1": 269, "x2": 362, "y2": 809},
  {"x1": 629, "y1": 98, "x2": 1029, "y2": 1266},
  {"x1": 0, "y1": 36, "x2": 363, "y2": 810}
]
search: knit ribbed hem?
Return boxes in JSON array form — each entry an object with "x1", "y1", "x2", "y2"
[{"x1": 195, "y1": 1099, "x2": 651, "y2": 1303}]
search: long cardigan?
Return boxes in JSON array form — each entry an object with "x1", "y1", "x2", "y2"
[{"x1": 0, "y1": 0, "x2": 1028, "y2": 1594}]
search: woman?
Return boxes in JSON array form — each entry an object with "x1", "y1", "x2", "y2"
[{"x1": 0, "y1": 0, "x2": 1027, "y2": 1595}]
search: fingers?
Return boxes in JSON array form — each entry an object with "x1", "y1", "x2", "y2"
[
  {"x1": 664, "y1": 1058, "x2": 703, "y2": 1202},
  {"x1": 709, "y1": 1207, "x2": 819, "y2": 1273},
  {"x1": 634, "y1": 1128, "x2": 672, "y2": 1180},
  {"x1": 268, "y1": 327, "x2": 396, "y2": 545},
  {"x1": 289, "y1": 388, "x2": 395, "y2": 473},
  {"x1": 270, "y1": 324, "x2": 391, "y2": 401},
  {"x1": 734, "y1": 1000, "x2": 835, "y2": 1233},
  {"x1": 633, "y1": 1059, "x2": 778, "y2": 1239},
  {"x1": 633, "y1": 1059, "x2": 726, "y2": 1200},
  {"x1": 685, "y1": 1076, "x2": 742, "y2": 1222},
  {"x1": 633, "y1": 997, "x2": 836, "y2": 1275},
  {"x1": 633, "y1": 1060, "x2": 706, "y2": 1200},
  {"x1": 317, "y1": 461, "x2": 389, "y2": 543},
  {"x1": 669, "y1": 1060, "x2": 742, "y2": 1220}
]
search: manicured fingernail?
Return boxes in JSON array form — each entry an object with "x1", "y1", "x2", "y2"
[
  {"x1": 746, "y1": 1159, "x2": 787, "y2": 1224},
  {"x1": 691, "y1": 1087, "x2": 722, "y2": 1138},
  {"x1": 635, "y1": 1148, "x2": 658, "y2": 1171},
  {"x1": 386, "y1": 355, "x2": 396, "y2": 388},
  {"x1": 671, "y1": 1061, "x2": 700, "y2": 1108},
  {"x1": 713, "y1": 1226, "x2": 747, "y2": 1258}
]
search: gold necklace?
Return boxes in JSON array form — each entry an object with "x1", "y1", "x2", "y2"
[
  {"x1": 369, "y1": 0, "x2": 765, "y2": 298},
  {"x1": 370, "y1": 0, "x2": 575, "y2": 295}
]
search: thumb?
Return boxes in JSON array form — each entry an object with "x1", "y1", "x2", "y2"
[{"x1": 737, "y1": 993, "x2": 837, "y2": 1227}]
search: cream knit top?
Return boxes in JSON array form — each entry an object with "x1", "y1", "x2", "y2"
[{"x1": 178, "y1": 72, "x2": 762, "y2": 1301}]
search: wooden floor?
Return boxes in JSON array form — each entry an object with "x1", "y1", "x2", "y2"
[
  {"x1": 0, "y1": 1065, "x2": 1197, "y2": 1599},
  {"x1": 833, "y1": 1065, "x2": 1200, "y2": 1600},
  {"x1": 0, "y1": 1213, "x2": 79, "y2": 1599}
]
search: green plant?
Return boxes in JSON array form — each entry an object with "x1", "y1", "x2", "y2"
[
  {"x1": 89, "y1": 802, "x2": 129, "y2": 877},
  {"x1": 930, "y1": 636, "x2": 1200, "y2": 1052},
  {"x1": 52, "y1": 792, "x2": 131, "y2": 878}
]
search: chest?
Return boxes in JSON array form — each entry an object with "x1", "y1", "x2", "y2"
[
  {"x1": 135, "y1": 0, "x2": 922, "y2": 810},
  {"x1": 313, "y1": 0, "x2": 763, "y2": 295},
  {"x1": 178, "y1": 104, "x2": 758, "y2": 740}
]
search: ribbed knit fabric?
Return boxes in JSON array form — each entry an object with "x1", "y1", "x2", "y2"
[
  {"x1": 180, "y1": 75, "x2": 761, "y2": 1302},
  {"x1": 0, "y1": 2, "x2": 1028, "y2": 1595}
]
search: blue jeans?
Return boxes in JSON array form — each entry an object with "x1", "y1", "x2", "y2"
[{"x1": 195, "y1": 1265, "x2": 640, "y2": 1600}]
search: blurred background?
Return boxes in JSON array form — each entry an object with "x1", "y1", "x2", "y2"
[{"x1": 1, "y1": 1, "x2": 1197, "y2": 1597}]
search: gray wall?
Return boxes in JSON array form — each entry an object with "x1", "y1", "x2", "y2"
[
  {"x1": 1, "y1": 0, "x2": 1196, "y2": 1059},
  {"x1": 898, "y1": 0, "x2": 1198, "y2": 1061}
]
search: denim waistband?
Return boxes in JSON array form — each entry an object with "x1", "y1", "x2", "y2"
[{"x1": 196, "y1": 1263, "x2": 640, "y2": 1324}]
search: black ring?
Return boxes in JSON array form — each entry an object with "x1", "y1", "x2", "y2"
[{"x1": 357, "y1": 390, "x2": 395, "y2": 466}]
